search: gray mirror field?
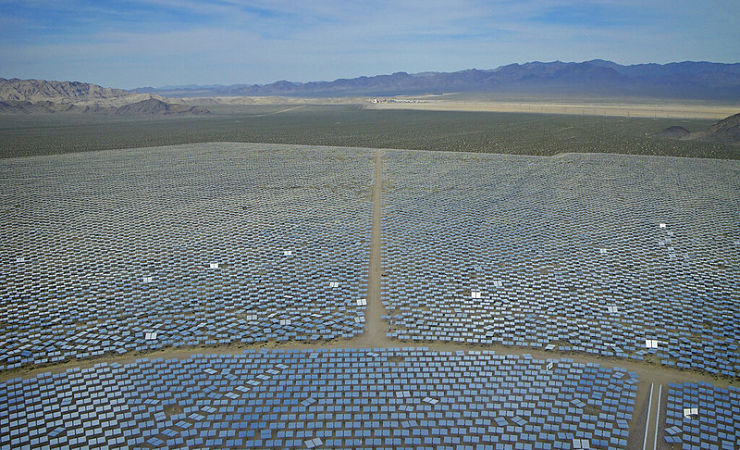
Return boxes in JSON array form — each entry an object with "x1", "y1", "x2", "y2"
[{"x1": 1, "y1": 142, "x2": 738, "y2": 449}]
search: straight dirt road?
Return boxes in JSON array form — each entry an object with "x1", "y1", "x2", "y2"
[{"x1": 358, "y1": 150, "x2": 393, "y2": 346}]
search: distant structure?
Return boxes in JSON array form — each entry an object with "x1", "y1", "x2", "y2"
[{"x1": 369, "y1": 97, "x2": 423, "y2": 104}]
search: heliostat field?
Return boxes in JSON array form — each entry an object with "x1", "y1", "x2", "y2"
[
  {"x1": 1, "y1": 143, "x2": 738, "y2": 449},
  {"x1": 0, "y1": 349, "x2": 638, "y2": 448},
  {"x1": 382, "y1": 150, "x2": 739, "y2": 377},
  {"x1": 1, "y1": 144, "x2": 372, "y2": 369}
]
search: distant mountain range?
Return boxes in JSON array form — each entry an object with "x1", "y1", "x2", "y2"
[
  {"x1": 133, "y1": 60, "x2": 740, "y2": 100},
  {"x1": 2, "y1": 60, "x2": 739, "y2": 115}
]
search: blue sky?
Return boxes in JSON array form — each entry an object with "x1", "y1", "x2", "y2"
[{"x1": 0, "y1": 0, "x2": 738, "y2": 89}]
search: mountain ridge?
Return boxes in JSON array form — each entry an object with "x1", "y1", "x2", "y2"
[{"x1": 131, "y1": 60, "x2": 740, "y2": 100}]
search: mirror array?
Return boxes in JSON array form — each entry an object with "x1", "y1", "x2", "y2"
[
  {"x1": 663, "y1": 382, "x2": 739, "y2": 447},
  {"x1": 0, "y1": 349, "x2": 638, "y2": 449},
  {"x1": 0, "y1": 143, "x2": 737, "y2": 448},
  {"x1": 382, "y1": 150, "x2": 739, "y2": 377},
  {"x1": 0, "y1": 144, "x2": 372, "y2": 370}
]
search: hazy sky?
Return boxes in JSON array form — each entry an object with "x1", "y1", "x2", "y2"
[{"x1": 1, "y1": 0, "x2": 738, "y2": 89}]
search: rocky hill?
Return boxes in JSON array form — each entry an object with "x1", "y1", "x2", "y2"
[
  {"x1": 696, "y1": 112, "x2": 740, "y2": 143},
  {"x1": 114, "y1": 98, "x2": 209, "y2": 115},
  {"x1": 652, "y1": 126, "x2": 691, "y2": 139},
  {"x1": 654, "y1": 113, "x2": 740, "y2": 144},
  {"x1": 0, "y1": 79, "x2": 210, "y2": 115}
]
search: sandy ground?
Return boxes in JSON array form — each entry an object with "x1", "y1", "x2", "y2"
[
  {"x1": 365, "y1": 99, "x2": 739, "y2": 119},
  {"x1": 176, "y1": 94, "x2": 739, "y2": 119},
  {"x1": 178, "y1": 96, "x2": 361, "y2": 106}
]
